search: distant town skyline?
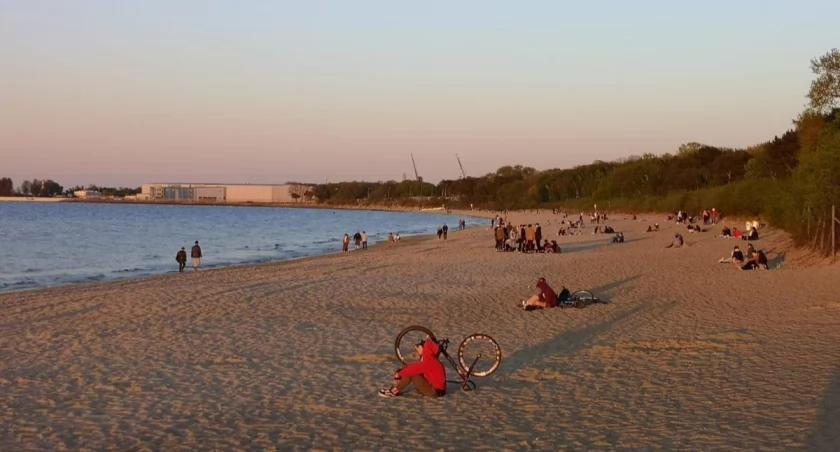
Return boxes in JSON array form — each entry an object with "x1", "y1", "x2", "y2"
[{"x1": 2, "y1": 1, "x2": 838, "y2": 187}]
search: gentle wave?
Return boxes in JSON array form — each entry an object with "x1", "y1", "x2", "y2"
[{"x1": 0, "y1": 203, "x2": 484, "y2": 293}]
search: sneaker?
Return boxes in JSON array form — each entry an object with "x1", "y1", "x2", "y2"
[{"x1": 378, "y1": 388, "x2": 398, "y2": 398}]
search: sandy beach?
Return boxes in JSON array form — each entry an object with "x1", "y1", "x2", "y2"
[{"x1": 1, "y1": 210, "x2": 839, "y2": 451}]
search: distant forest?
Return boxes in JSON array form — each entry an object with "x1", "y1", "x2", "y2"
[
  {"x1": 312, "y1": 49, "x2": 840, "y2": 255},
  {"x1": 0, "y1": 179, "x2": 140, "y2": 198},
  {"x1": 3, "y1": 49, "x2": 838, "y2": 254}
]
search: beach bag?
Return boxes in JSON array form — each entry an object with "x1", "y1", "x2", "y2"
[{"x1": 557, "y1": 287, "x2": 570, "y2": 302}]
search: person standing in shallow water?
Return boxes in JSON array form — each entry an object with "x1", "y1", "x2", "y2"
[
  {"x1": 191, "y1": 241, "x2": 202, "y2": 271},
  {"x1": 361, "y1": 231, "x2": 368, "y2": 250},
  {"x1": 353, "y1": 231, "x2": 362, "y2": 250},
  {"x1": 342, "y1": 234, "x2": 350, "y2": 253},
  {"x1": 175, "y1": 247, "x2": 187, "y2": 272}
]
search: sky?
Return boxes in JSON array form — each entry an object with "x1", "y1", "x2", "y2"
[{"x1": 1, "y1": 1, "x2": 838, "y2": 188}]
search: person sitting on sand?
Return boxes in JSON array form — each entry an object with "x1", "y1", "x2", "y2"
[
  {"x1": 646, "y1": 225, "x2": 653, "y2": 233},
  {"x1": 520, "y1": 277, "x2": 558, "y2": 310},
  {"x1": 387, "y1": 232, "x2": 395, "y2": 243},
  {"x1": 379, "y1": 338, "x2": 446, "y2": 398},
  {"x1": 541, "y1": 239, "x2": 552, "y2": 252},
  {"x1": 718, "y1": 245, "x2": 744, "y2": 264},
  {"x1": 612, "y1": 232, "x2": 625, "y2": 243},
  {"x1": 742, "y1": 226, "x2": 759, "y2": 241},
  {"x1": 720, "y1": 226, "x2": 732, "y2": 238},
  {"x1": 394, "y1": 233, "x2": 401, "y2": 242},
  {"x1": 664, "y1": 233, "x2": 684, "y2": 248},
  {"x1": 741, "y1": 249, "x2": 769, "y2": 270}
]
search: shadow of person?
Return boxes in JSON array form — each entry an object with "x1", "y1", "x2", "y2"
[{"x1": 806, "y1": 367, "x2": 840, "y2": 450}]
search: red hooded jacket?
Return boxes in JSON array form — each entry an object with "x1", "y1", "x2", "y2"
[
  {"x1": 397, "y1": 339, "x2": 447, "y2": 391},
  {"x1": 537, "y1": 280, "x2": 557, "y2": 308}
]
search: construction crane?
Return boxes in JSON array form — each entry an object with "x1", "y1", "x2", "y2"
[
  {"x1": 410, "y1": 153, "x2": 421, "y2": 182},
  {"x1": 456, "y1": 153, "x2": 467, "y2": 179}
]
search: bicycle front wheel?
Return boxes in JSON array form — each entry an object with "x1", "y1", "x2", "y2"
[
  {"x1": 458, "y1": 333, "x2": 502, "y2": 377},
  {"x1": 394, "y1": 325, "x2": 436, "y2": 365},
  {"x1": 571, "y1": 290, "x2": 595, "y2": 302}
]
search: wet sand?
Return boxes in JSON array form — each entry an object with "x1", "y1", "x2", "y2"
[{"x1": 1, "y1": 211, "x2": 839, "y2": 450}]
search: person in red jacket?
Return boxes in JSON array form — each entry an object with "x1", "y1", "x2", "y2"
[
  {"x1": 379, "y1": 338, "x2": 447, "y2": 397},
  {"x1": 520, "y1": 277, "x2": 558, "y2": 310}
]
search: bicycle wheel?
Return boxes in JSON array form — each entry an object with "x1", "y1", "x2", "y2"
[
  {"x1": 458, "y1": 333, "x2": 502, "y2": 377},
  {"x1": 571, "y1": 290, "x2": 595, "y2": 301},
  {"x1": 394, "y1": 325, "x2": 436, "y2": 365}
]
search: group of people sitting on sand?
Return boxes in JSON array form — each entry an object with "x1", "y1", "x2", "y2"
[
  {"x1": 493, "y1": 221, "x2": 561, "y2": 253},
  {"x1": 379, "y1": 210, "x2": 775, "y2": 399},
  {"x1": 719, "y1": 225, "x2": 759, "y2": 241},
  {"x1": 718, "y1": 243, "x2": 769, "y2": 270}
]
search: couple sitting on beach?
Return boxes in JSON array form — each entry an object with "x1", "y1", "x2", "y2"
[
  {"x1": 519, "y1": 277, "x2": 569, "y2": 310},
  {"x1": 718, "y1": 245, "x2": 769, "y2": 270}
]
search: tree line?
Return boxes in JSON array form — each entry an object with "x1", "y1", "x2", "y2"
[
  {"x1": 311, "y1": 49, "x2": 840, "y2": 255},
  {"x1": 0, "y1": 178, "x2": 140, "y2": 198}
]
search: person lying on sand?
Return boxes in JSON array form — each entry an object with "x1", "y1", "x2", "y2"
[
  {"x1": 520, "y1": 277, "x2": 558, "y2": 310},
  {"x1": 718, "y1": 245, "x2": 744, "y2": 264},
  {"x1": 379, "y1": 338, "x2": 446, "y2": 398},
  {"x1": 664, "y1": 233, "x2": 684, "y2": 248}
]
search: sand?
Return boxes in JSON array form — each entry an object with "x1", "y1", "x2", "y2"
[{"x1": 1, "y1": 210, "x2": 839, "y2": 451}]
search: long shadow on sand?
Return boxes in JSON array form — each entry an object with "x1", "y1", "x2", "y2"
[
  {"x1": 585, "y1": 274, "x2": 643, "y2": 302},
  {"x1": 561, "y1": 236, "x2": 649, "y2": 255},
  {"x1": 806, "y1": 367, "x2": 840, "y2": 450},
  {"x1": 492, "y1": 275, "x2": 647, "y2": 385}
]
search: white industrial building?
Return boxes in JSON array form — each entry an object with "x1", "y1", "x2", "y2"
[
  {"x1": 140, "y1": 183, "x2": 314, "y2": 203},
  {"x1": 73, "y1": 190, "x2": 101, "y2": 198}
]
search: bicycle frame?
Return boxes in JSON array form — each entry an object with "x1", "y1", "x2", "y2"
[{"x1": 437, "y1": 339, "x2": 480, "y2": 391}]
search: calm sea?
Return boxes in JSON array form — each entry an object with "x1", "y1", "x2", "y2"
[{"x1": 0, "y1": 202, "x2": 483, "y2": 293}]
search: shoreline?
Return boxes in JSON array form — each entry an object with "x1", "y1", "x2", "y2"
[
  {"x1": 0, "y1": 218, "x2": 485, "y2": 296},
  {"x1": 3, "y1": 207, "x2": 839, "y2": 449}
]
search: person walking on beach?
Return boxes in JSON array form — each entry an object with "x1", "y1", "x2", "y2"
[
  {"x1": 342, "y1": 233, "x2": 350, "y2": 252},
  {"x1": 353, "y1": 231, "x2": 362, "y2": 250},
  {"x1": 437, "y1": 225, "x2": 443, "y2": 240},
  {"x1": 191, "y1": 241, "x2": 202, "y2": 271},
  {"x1": 442, "y1": 223, "x2": 448, "y2": 240},
  {"x1": 175, "y1": 247, "x2": 187, "y2": 272},
  {"x1": 361, "y1": 231, "x2": 368, "y2": 250}
]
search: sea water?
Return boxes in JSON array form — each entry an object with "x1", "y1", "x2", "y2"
[{"x1": 0, "y1": 202, "x2": 482, "y2": 292}]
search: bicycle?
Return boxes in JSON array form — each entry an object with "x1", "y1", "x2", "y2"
[
  {"x1": 394, "y1": 325, "x2": 502, "y2": 391},
  {"x1": 557, "y1": 289, "x2": 608, "y2": 309}
]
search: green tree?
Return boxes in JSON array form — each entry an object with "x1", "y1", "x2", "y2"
[
  {"x1": 807, "y1": 48, "x2": 840, "y2": 112},
  {"x1": 0, "y1": 177, "x2": 13, "y2": 196}
]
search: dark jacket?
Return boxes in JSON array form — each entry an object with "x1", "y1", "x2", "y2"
[
  {"x1": 176, "y1": 250, "x2": 187, "y2": 263},
  {"x1": 191, "y1": 245, "x2": 202, "y2": 258},
  {"x1": 398, "y1": 339, "x2": 447, "y2": 391}
]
